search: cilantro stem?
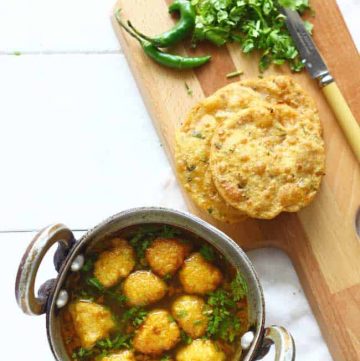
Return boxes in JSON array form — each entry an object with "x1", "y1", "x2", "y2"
[{"x1": 226, "y1": 70, "x2": 244, "y2": 79}]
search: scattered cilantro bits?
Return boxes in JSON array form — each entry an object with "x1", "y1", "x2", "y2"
[
  {"x1": 129, "y1": 224, "x2": 181, "y2": 260},
  {"x1": 206, "y1": 289, "x2": 241, "y2": 342},
  {"x1": 204, "y1": 271, "x2": 248, "y2": 342},
  {"x1": 180, "y1": 330, "x2": 193, "y2": 344},
  {"x1": 199, "y1": 244, "x2": 216, "y2": 261},
  {"x1": 72, "y1": 334, "x2": 132, "y2": 360},
  {"x1": 86, "y1": 277, "x2": 127, "y2": 305},
  {"x1": 190, "y1": 0, "x2": 312, "y2": 71},
  {"x1": 122, "y1": 306, "x2": 148, "y2": 327},
  {"x1": 64, "y1": 225, "x2": 250, "y2": 361},
  {"x1": 231, "y1": 271, "x2": 248, "y2": 301}
]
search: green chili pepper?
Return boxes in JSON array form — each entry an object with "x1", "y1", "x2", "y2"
[
  {"x1": 127, "y1": 0, "x2": 196, "y2": 48},
  {"x1": 115, "y1": 12, "x2": 211, "y2": 70}
]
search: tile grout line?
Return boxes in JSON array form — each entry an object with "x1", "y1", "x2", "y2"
[
  {"x1": 0, "y1": 50, "x2": 124, "y2": 56},
  {"x1": 0, "y1": 229, "x2": 89, "y2": 234}
]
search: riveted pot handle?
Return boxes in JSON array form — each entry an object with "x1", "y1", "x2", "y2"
[
  {"x1": 255, "y1": 326, "x2": 295, "y2": 361},
  {"x1": 15, "y1": 224, "x2": 75, "y2": 316}
]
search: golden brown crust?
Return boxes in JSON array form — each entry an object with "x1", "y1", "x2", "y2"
[
  {"x1": 146, "y1": 238, "x2": 190, "y2": 277},
  {"x1": 123, "y1": 271, "x2": 167, "y2": 306},
  {"x1": 69, "y1": 301, "x2": 115, "y2": 349},
  {"x1": 179, "y1": 253, "x2": 222, "y2": 294},
  {"x1": 240, "y1": 75, "x2": 318, "y2": 119},
  {"x1": 171, "y1": 295, "x2": 208, "y2": 338},
  {"x1": 100, "y1": 350, "x2": 136, "y2": 361},
  {"x1": 94, "y1": 238, "x2": 135, "y2": 288},
  {"x1": 210, "y1": 104, "x2": 325, "y2": 219},
  {"x1": 176, "y1": 75, "x2": 325, "y2": 221},
  {"x1": 176, "y1": 339, "x2": 226, "y2": 361},
  {"x1": 133, "y1": 310, "x2": 180, "y2": 355},
  {"x1": 175, "y1": 83, "x2": 266, "y2": 223}
]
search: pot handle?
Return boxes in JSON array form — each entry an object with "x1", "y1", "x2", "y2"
[
  {"x1": 255, "y1": 326, "x2": 295, "y2": 361},
  {"x1": 15, "y1": 224, "x2": 75, "y2": 316}
]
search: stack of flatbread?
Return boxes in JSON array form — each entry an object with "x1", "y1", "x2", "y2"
[{"x1": 175, "y1": 76, "x2": 325, "y2": 222}]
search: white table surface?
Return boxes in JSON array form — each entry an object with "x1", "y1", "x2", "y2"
[{"x1": 0, "y1": 0, "x2": 358, "y2": 360}]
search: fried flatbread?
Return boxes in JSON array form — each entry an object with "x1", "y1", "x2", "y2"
[
  {"x1": 175, "y1": 76, "x2": 325, "y2": 221},
  {"x1": 241, "y1": 75, "x2": 318, "y2": 119},
  {"x1": 175, "y1": 83, "x2": 266, "y2": 222},
  {"x1": 210, "y1": 104, "x2": 325, "y2": 219}
]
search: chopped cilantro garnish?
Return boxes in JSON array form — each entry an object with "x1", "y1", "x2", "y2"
[
  {"x1": 205, "y1": 272, "x2": 248, "y2": 343},
  {"x1": 191, "y1": 0, "x2": 312, "y2": 71},
  {"x1": 72, "y1": 333, "x2": 132, "y2": 360},
  {"x1": 86, "y1": 277, "x2": 104, "y2": 292},
  {"x1": 205, "y1": 289, "x2": 241, "y2": 342},
  {"x1": 128, "y1": 224, "x2": 182, "y2": 261},
  {"x1": 86, "y1": 277, "x2": 127, "y2": 305},
  {"x1": 199, "y1": 244, "x2": 216, "y2": 262},
  {"x1": 81, "y1": 257, "x2": 94, "y2": 273},
  {"x1": 231, "y1": 272, "x2": 248, "y2": 301},
  {"x1": 180, "y1": 330, "x2": 193, "y2": 344},
  {"x1": 161, "y1": 356, "x2": 171, "y2": 361},
  {"x1": 123, "y1": 307, "x2": 148, "y2": 327}
]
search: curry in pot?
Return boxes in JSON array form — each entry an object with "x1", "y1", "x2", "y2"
[{"x1": 60, "y1": 224, "x2": 250, "y2": 361}]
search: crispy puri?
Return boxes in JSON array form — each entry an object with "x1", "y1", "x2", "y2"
[
  {"x1": 175, "y1": 83, "x2": 266, "y2": 222},
  {"x1": 176, "y1": 75, "x2": 324, "y2": 220},
  {"x1": 179, "y1": 253, "x2": 222, "y2": 294},
  {"x1": 133, "y1": 310, "x2": 180, "y2": 355},
  {"x1": 94, "y1": 238, "x2": 135, "y2": 287},
  {"x1": 210, "y1": 104, "x2": 325, "y2": 219}
]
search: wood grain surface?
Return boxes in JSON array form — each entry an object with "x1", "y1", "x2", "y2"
[{"x1": 112, "y1": 1, "x2": 360, "y2": 360}]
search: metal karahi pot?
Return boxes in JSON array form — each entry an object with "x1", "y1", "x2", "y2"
[{"x1": 15, "y1": 207, "x2": 295, "y2": 361}]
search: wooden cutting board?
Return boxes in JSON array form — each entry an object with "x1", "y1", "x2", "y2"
[{"x1": 112, "y1": 1, "x2": 360, "y2": 360}]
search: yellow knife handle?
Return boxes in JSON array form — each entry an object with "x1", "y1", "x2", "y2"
[{"x1": 322, "y1": 81, "x2": 360, "y2": 162}]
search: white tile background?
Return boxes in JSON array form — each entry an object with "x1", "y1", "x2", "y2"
[{"x1": 0, "y1": 0, "x2": 359, "y2": 360}]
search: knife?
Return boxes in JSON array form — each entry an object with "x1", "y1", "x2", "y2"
[{"x1": 281, "y1": 7, "x2": 360, "y2": 162}]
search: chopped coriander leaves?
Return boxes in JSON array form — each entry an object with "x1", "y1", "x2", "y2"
[
  {"x1": 123, "y1": 306, "x2": 148, "y2": 326},
  {"x1": 86, "y1": 277, "x2": 127, "y2": 305},
  {"x1": 72, "y1": 347, "x2": 93, "y2": 360},
  {"x1": 231, "y1": 272, "x2": 248, "y2": 301},
  {"x1": 191, "y1": 0, "x2": 312, "y2": 72},
  {"x1": 86, "y1": 277, "x2": 104, "y2": 292},
  {"x1": 162, "y1": 225, "x2": 182, "y2": 238},
  {"x1": 128, "y1": 224, "x2": 182, "y2": 259},
  {"x1": 180, "y1": 330, "x2": 193, "y2": 344},
  {"x1": 205, "y1": 272, "x2": 248, "y2": 343},
  {"x1": 199, "y1": 244, "x2": 216, "y2": 262},
  {"x1": 130, "y1": 236, "x2": 152, "y2": 260},
  {"x1": 206, "y1": 289, "x2": 241, "y2": 342},
  {"x1": 81, "y1": 257, "x2": 94, "y2": 273},
  {"x1": 161, "y1": 355, "x2": 171, "y2": 361},
  {"x1": 303, "y1": 20, "x2": 314, "y2": 34},
  {"x1": 72, "y1": 333, "x2": 132, "y2": 361}
]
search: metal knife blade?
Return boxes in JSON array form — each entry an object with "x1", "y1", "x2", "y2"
[{"x1": 281, "y1": 7, "x2": 333, "y2": 86}]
